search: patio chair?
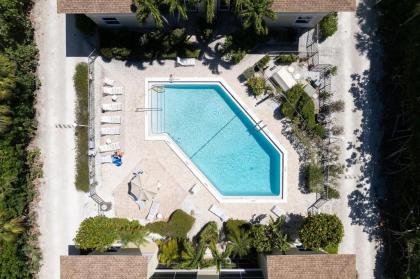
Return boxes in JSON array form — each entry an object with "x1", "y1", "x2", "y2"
[
  {"x1": 104, "y1": 78, "x2": 115, "y2": 86},
  {"x1": 102, "y1": 103, "x2": 122, "y2": 112},
  {"x1": 98, "y1": 142, "x2": 120, "y2": 153},
  {"x1": 101, "y1": 155, "x2": 112, "y2": 164},
  {"x1": 103, "y1": 86, "x2": 124, "y2": 95},
  {"x1": 100, "y1": 127, "x2": 120, "y2": 136},
  {"x1": 176, "y1": 57, "x2": 195, "y2": 67},
  {"x1": 271, "y1": 205, "x2": 282, "y2": 217},
  {"x1": 101, "y1": 116, "x2": 121, "y2": 124},
  {"x1": 209, "y1": 204, "x2": 228, "y2": 222},
  {"x1": 146, "y1": 200, "x2": 160, "y2": 222}
]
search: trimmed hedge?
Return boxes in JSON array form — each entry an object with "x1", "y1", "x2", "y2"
[
  {"x1": 74, "y1": 216, "x2": 144, "y2": 251},
  {"x1": 275, "y1": 54, "x2": 298, "y2": 64},
  {"x1": 146, "y1": 209, "x2": 195, "y2": 238}
]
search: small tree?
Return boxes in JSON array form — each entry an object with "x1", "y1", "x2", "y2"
[
  {"x1": 239, "y1": 0, "x2": 276, "y2": 35},
  {"x1": 210, "y1": 243, "x2": 232, "y2": 272},
  {"x1": 158, "y1": 239, "x2": 181, "y2": 266},
  {"x1": 251, "y1": 217, "x2": 289, "y2": 254},
  {"x1": 299, "y1": 213, "x2": 344, "y2": 250},
  {"x1": 74, "y1": 216, "x2": 119, "y2": 251},
  {"x1": 246, "y1": 76, "x2": 270, "y2": 96}
]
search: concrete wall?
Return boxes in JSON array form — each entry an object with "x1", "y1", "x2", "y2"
[
  {"x1": 267, "y1": 12, "x2": 327, "y2": 28},
  {"x1": 86, "y1": 10, "x2": 327, "y2": 29}
]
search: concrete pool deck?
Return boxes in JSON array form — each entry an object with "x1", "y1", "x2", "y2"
[{"x1": 93, "y1": 55, "x2": 316, "y2": 236}]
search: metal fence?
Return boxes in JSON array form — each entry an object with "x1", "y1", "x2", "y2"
[{"x1": 87, "y1": 50, "x2": 112, "y2": 212}]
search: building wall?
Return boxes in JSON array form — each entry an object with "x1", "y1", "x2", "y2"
[
  {"x1": 266, "y1": 12, "x2": 327, "y2": 28},
  {"x1": 86, "y1": 10, "x2": 327, "y2": 29}
]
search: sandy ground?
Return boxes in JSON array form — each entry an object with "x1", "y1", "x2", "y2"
[
  {"x1": 319, "y1": 1, "x2": 382, "y2": 278},
  {"x1": 33, "y1": 1, "x2": 97, "y2": 278}
]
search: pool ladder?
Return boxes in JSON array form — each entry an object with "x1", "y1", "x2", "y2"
[{"x1": 150, "y1": 85, "x2": 165, "y2": 93}]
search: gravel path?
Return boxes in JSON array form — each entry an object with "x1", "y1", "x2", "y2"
[{"x1": 33, "y1": 1, "x2": 95, "y2": 278}]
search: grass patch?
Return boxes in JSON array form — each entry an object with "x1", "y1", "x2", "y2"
[
  {"x1": 74, "y1": 62, "x2": 89, "y2": 192},
  {"x1": 146, "y1": 209, "x2": 195, "y2": 238}
]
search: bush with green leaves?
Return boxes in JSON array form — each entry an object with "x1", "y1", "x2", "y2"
[
  {"x1": 250, "y1": 217, "x2": 289, "y2": 254},
  {"x1": 146, "y1": 209, "x2": 195, "y2": 238},
  {"x1": 74, "y1": 216, "x2": 145, "y2": 251},
  {"x1": 299, "y1": 213, "x2": 344, "y2": 250},
  {"x1": 197, "y1": 221, "x2": 219, "y2": 244},
  {"x1": 275, "y1": 54, "x2": 298, "y2": 64},
  {"x1": 256, "y1": 55, "x2": 270, "y2": 70},
  {"x1": 280, "y1": 84, "x2": 325, "y2": 138},
  {"x1": 157, "y1": 238, "x2": 181, "y2": 266},
  {"x1": 246, "y1": 76, "x2": 269, "y2": 96},
  {"x1": 319, "y1": 13, "x2": 338, "y2": 38}
]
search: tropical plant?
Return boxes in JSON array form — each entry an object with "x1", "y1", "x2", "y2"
[
  {"x1": 0, "y1": 194, "x2": 24, "y2": 243},
  {"x1": 134, "y1": 0, "x2": 165, "y2": 28},
  {"x1": 210, "y1": 243, "x2": 232, "y2": 272},
  {"x1": 158, "y1": 238, "x2": 181, "y2": 266},
  {"x1": 197, "y1": 221, "x2": 219, "y2": 244},
  {"x1": 319, "y1": 13, "x2": 338, "y2": 38},
  {"x1": 251, "y1": 217, "x2": 289, "y2": 254},
  {"x1": 205, "y1": 0, "x2": 216, "y2": 23},
  {"x1": 239, "y1": 0, "x2": 276, "y2": 35},
  {"x1": 176, "y1": 239, "x2": 208, "y2": 269},
  {"x1": 227, "y1": 228, "x2": 252, "y2": 258},
  {"x1": 164, "y1": 0, "x2": 188, "y2": 22},
  {"x1": 246, "y1": 76, "x2": 270, "y2": 96},
  {"x1": 299, "y1": 213, "x2": 344, "y2": 250},
  {"x1": 118, "y1": 229, "x2": 149, "y2": 248}
]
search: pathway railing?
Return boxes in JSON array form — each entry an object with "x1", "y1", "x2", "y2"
[{"x1": 87, "y1": 50, "x2": 112, "y2": 212}]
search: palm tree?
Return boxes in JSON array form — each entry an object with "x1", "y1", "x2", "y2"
[
  {"x1": 176, "y1": 239, "x2": 207, "y2": 269},
  {"x1": 0, "y1": 197, "x2": 24, "y2": 243},
  {"x1": 134, "y1": 0, "x2": 165, "y2": 28},
  {"x1": 239, "y1": 0, "x2": 276, "y2": 35},
  {"x1": 205, "y1": 0, "x2": 216, "y2": 23},
  {"x1": 119, "y1": 229, "x2": 149, "y2": 248},
  {"x1": 164, "y1": 0, "x2": 188, "y2": 23},
  {"x1": 227, "y1": 229, "x2": 252, "y2": 258},
  {"x1": 209, "y1": 243, "x2": 232, "y2": 273},
  {"x1": 268, "y1": 216, "x2": 290, "y2": 254},
  {"x1": 0, "y1": 105, "x2": 12, "y2": 134},
  {"x1": 232, "y1": 0, "x2": 247, "y2": 14}
]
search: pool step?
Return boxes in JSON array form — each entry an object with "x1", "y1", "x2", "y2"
[{"x1": 150, "y1": 87, "x2": 165, "y2": 134}]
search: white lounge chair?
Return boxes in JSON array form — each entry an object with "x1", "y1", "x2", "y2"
[
  {"x1": 209, "y1": 204, "x2": 228, "y2": 222},
  {"x1": 100, "y1": 127, "x2": 120, "y2": 135},
  {"x1": 103, "y1": 86, "x2": 124, "y2": 95},
  {"x1": 98, "y1": 142, "x2": 120, "y2": 153},
  {"x1": 146, "y1": 200, "x2": 160, "y2": 222},
  {"x1": 101, "y1": 116, "x2": 121, "y2": 124},
  {"x1": 271, "y1": 205, "x2": 282, "y2": 217},
  {"x1": 101, "y1": 155, "x2": 112, "y2": 164},
  {"x1": 102, "y1": 103, "x2": 122, "y2": 112},
  {"x1": 176, "y1": 57, "x2": 195, "y2": 66},
  {"x1": 104, "y1": 78, "x2": 115, "y2": 86}
]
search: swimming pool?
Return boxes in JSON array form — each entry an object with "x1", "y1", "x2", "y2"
[{"x1": 147, "y1": 81, "x2": 283, "y2": 199}]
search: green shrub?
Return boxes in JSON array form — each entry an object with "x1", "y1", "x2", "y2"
[
  {"x1": 246, "y1": 76, "x2": 268, "y2": 96},
  {"x1": 319, "y1": 13, "x2": 338, "y2": 38},
  {"x1": 74, "y1": 216, "x2": 144, "y2": 251},
  {"x1": 326, "y1": 186, "x2": 340, "y2": 199},
  {"x1": 229, "y1": 49, "x2": 246, "y2": 64},
  {"x1": 75, "y1": 14, "x2": 96, "y2": 36},
  {"x1": 73, "y1": 63, "x2": 89, "y2": 192},
  {"x1": 224, "y1": 219, "x2": 249, "y2": 238},
  {"x1": 146, "y1": 209, "x2": 195, "y2": 238},
  {"x1": 275, "y1": 54, "x2": 298, "y2": 64},
  {"x1": 251, "y1": 217, "x2": 289, "y2": 254},
  {"x1": 157, "y1": 238, "x2": 181, "y2": 266},
  {"x1": 100, "y1": 48, "x2": 113, "y2": 59},
  {"x1": 110, "y1": 47, "x2": 132, "y2": 60},
  {"x1": 299, "y1": 213, "x2": 344, "y2": 250},
  {"x1": 324, "y1": 243, "x2": 338, "y2": 254},
  {"x1": 330, "y1": 100, "x2": 345, "y2": 112},
  {"x1": 197, "y1": 221, "x2": 219, "y2": 244},
  {"x1": 256, "y1": 55, "x2": 270, "y2": 70}
]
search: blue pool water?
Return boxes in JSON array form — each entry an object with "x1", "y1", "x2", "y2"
[{"x1": 152, "y1": 83, "x2": 282, "y2": 196}]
